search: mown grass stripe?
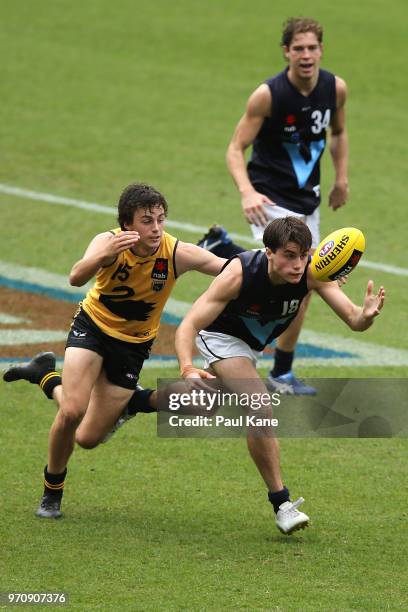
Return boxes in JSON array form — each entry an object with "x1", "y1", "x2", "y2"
[{"x1": 1, "y1": 183, "x2": 408, "y2": 274}]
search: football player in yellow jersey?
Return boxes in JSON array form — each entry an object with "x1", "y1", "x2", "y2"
[{"x1": 3, "y1": 183, "x2": 225, "y2": 519}]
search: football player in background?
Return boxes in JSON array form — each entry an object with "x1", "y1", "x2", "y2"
[{"x1": 198, "y1": 17, "x2": 349, "y2": 396}]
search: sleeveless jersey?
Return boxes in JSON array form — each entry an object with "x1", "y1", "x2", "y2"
[
  {"x1": 206, "y1": 250, "x2": 310, "y2": 351},
  {"x1": 247, "y1": 68, "x2": 337, "y2": 215},
  {"x1": 82, "y1": 230, "x2": 178, "y2": 343}
]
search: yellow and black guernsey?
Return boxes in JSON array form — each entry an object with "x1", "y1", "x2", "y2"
[{"x1": 82, "y1": 229, "x2": 178, "y2": 343}]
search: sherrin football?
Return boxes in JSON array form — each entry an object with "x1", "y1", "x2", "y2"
[{"x1": 311, "y1": 227, "x2": 365, "y2": 282}]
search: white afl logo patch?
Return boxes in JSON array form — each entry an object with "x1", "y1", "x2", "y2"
[{"x1": 319, "y1": 240, "x2": 334, "y2": 258}]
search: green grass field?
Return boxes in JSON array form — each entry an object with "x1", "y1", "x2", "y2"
[{"x1": 1, "y1": 0, "x2": 407, "y2": 609}]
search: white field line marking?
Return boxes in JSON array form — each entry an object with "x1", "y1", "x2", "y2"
[
  {"x1": 7, "y1": 353, "x2": 408, "y2": 370},
  {"x1": 0, "y1": 330, "x2": 67, "y2": 345},
  {"x1": 0, "y1": 184, "x2": 246, "y2": 244},
  {"x1": 0, "y1": 260, "x2": 92, "y2": 294},
  {"x1": 1, "y1": 260, "x2": 408, "y2": 367},
  {"x1": 0, "y1": 313, "x2": 30, "y2": 324},
  {"x1": 299, "y1": 330, "x2": 408, "y2": 367},
  {"x1": 0, "y1": 260, "x2": 190, "y2": 311},
  {"x1": 1, "y1": 183, "x2": 407, "y2": 276}
]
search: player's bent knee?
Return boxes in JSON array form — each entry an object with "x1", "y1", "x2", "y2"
[
  {"x1": 76, "y1": 438, "x2": 99, "y2": 450},
  {"x1": 58, "y1": 410, "x2": 82, "y2": 428},
  {"x1": 75, "y1": 419, "x2": 106, "y2": 448},
  {"x1": 75, "y1": 431, "x2": 100, "y2": 449},
  {"x1": 59, "y1": 401, "x2": 86, "y2": 428}
]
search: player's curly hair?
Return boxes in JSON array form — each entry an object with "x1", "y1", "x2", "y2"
[
  {"x1": 263, "y1": 217, "x2": 312, "y2": 253},
  {"x1": 117, "y1": 183, "x2": 168, "y2": 229},
  {"x1": 281, "y1": 17, "x2": 323, "y2": 47}
]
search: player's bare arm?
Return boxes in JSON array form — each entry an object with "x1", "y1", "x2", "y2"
[
  {"x1": 175, "y1": 241, "x2": 226, "y2": 277},
  {"x1": 175, "y1": 259, "x2": 243, "y2": 378},
  {"x1": 226, "y1": 84, "x2": 276, "y2": 226},
  {"x1": 69, "y1": 230, "x2": 140, "y2": 286},
  {"x1": 328, "y1": 77, "x2": 349, "y2": 211},
  {"x1": 309, "y1": 271, "x2": 385, "y2": 331}
]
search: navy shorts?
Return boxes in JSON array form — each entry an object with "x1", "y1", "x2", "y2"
[{"x1": 66, "y1": 308, "x2": 153, "y2": 390}]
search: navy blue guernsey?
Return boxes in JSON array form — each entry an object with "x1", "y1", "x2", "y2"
[
  {"x1": 205, "y1": 250, "x2": 310, "y2": 351},
  {"x1": 247, "y1": 68, "x2": 336, "y2": 215}
]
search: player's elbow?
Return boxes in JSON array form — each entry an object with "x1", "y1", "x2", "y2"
[
  {"x1": 69, "y1": 262, "x2": 88, "y2": 286},
  {"x1": 69, "y1": 271, "x2": 90, "y2": 287},
  {"x1": 331, "y1": 127, "x2": 345, "y2": 138},
  {"x1": 69, "y1": 272, "x2": 83, "y2": 287},
  {"x1": 226, "y1": 143, "x2": 235, "y2": 168},
  {"x1": 226, "y1": 139, "x2": 245, "y2": 164}
]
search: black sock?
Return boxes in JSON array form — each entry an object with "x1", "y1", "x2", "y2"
[
  {"x1": 271, "y1": 349, "x2": 294, "y2": 378},
  {"x1": 268, "y1": 487, "x2": 290, "y2": 513},
  {"x1": 212, "y1": 242, "x2": 246, "y2": 258},
  {"x1": 127, "y1": 388, "x2": 155, "y2": 415},
  {"x1": 39, "y1": 372, "x2": 62, "y2": 400},
  {"x1": 43, "y1": 465, "x2": 67, "y2": 498}
]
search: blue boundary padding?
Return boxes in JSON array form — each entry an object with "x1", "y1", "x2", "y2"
[
  {"x1": 0, "y1": 276, "x2": 84, "y2": 303},
  {"x1": 0, "y1": 276, "x2": 357, "y2": 361}
]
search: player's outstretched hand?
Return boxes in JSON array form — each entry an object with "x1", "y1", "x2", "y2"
[
  {"x1": 181, "y1": 365, "x2": 215, "y2": 379},
  {"x1": 328, "y1": 182, "x2": 349, "y2": 210},
  {"x1": 363, "y1": 280, "x2": 385, "y2": 319},
  {"x1": 241, "y1": 190, "x2": 275, "y2": 226}
]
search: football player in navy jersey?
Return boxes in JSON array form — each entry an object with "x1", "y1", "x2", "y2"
[
  {"x1": 178, "y1": 217, "x2": 385, "y2": 534},
  {"x1": 198, "y1": 17, "x2": 349, "y2": 395}
]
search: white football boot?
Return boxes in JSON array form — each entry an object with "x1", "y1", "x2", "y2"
[{"x1": 275, "y1": 497, "x2": 309, "y2": 535}]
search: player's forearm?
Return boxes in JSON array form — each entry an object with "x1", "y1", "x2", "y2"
[
  {"x1": 175, "y1": 320, "x2": 198, "y2": 373},
  {"x1": 330, "y1": 130, "x2": 349, "y2": 184},
  {"x1": 69, "y1": 255, "x2": 107, "y2": 286},
  {"x1": 226, "y1": 144, "x2": 255, "y2": 195}
]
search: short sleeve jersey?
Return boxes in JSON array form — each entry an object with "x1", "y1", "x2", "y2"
[
  {"x1": 206, "y1": 250, "x2": 310, "y2": 351},
  {"x1": 247, "y1": 68, "x2": 337, "y2": 215},
  {"x1": 82, "y1": 230, "x2": 178, "y2": 343}
]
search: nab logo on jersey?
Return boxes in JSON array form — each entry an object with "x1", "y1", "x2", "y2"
[
  {"x1": 284, "y1": 114, "x2": 297, "y2": 134},
  {"x1": 151, "y1": 258, "x2": 168, "y2": 292}
]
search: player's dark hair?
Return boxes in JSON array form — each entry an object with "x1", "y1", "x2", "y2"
[
  {"x1": 117, "y1": 183, "x2": 168, "y2": 229},
  {"x1": 281, "y1": 17, "x2": 323, "y2": 47},
  {"x1": 263, "y1": 217, "x2": 312, "y2": 253}
]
